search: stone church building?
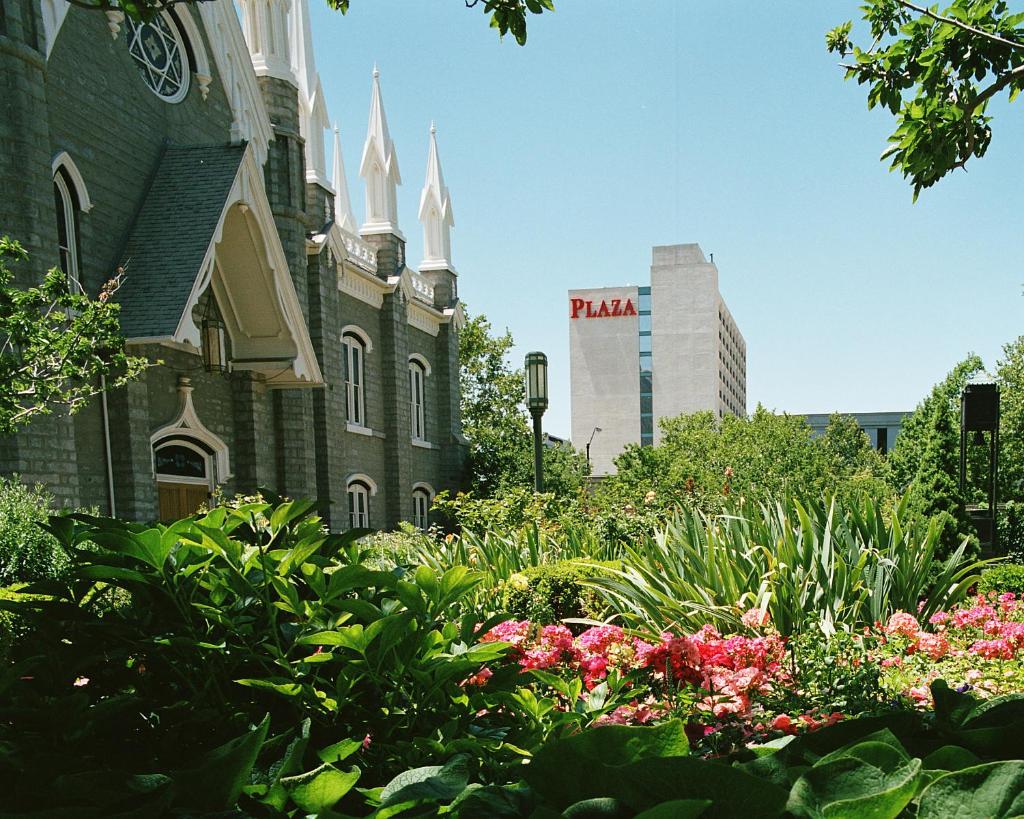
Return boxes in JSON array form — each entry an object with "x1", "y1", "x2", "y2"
[{"x1": 0, "y1": 0, "x2": 466, "y2": 529}]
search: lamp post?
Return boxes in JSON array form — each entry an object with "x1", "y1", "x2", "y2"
[
  {"x1": 586, "y1": 426, "x2": 602, "y2": 474},
  {"x1": 525, "y1": 351, "x2": 549, "y2": 492}
]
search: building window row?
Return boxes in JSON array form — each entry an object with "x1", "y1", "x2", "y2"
[
  {"x1": 343, "y1": 328, "x2": 432, "y2": 442},
  {"x1": 346, "y1": 476, "x2": 434, "y2": 531}
]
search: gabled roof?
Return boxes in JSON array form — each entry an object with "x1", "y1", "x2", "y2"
[
  {"x1": 118, "y1": 145, "x2": 245, "y2": 339},
  {"x1": 115, "y1": 143, "x2": 323, "y2": 387}
]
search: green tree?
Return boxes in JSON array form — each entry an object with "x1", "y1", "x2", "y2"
[
  {"x1": 907, "y1": 398, "x2": 974, "y2": 557},
  {"x1": 458, "y1": 308, "x2": 585, "y2": 497},
  {"x1": 827, "y1": 1, "x2": 1024, "y2": 198},
  {"x1": 63, "y1": 0, "x2": 554, "y2": 45},
  {"x1": 0, "y1": 238, "x2": 147, "y2": 434},
  {"x1": 606, "y1": 406, "x2": 894, "y2": 515},
  {"x1": 996, "y1": 335, "x2": 1024, "y2": 500},
  {"x1": 887, "y1": 354, "x2": 984, "y2": 492}
]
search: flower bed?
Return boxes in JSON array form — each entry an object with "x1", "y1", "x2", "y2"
[
  {"x1": 475, "y1": 594, "x2": 1024, "y2": 755},
  {"x1": 872, "y1": 591, "x2": 1024, "y2": 703}
]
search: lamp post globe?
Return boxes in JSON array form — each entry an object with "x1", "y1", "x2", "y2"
[{"x1": 525, "y1": 352, "x2": 549, "y2": 492}]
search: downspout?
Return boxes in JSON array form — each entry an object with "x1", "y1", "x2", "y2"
[{"x1": 100, "y1": 374, "x2": 117, "y2": 517}]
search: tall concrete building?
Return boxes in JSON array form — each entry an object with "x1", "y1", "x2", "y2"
[{"x1": 570, "y1": 244, "x2": 746, "y2": 475}]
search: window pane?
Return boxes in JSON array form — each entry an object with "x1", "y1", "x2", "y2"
[
  {"x1": 639, "y1": 334, "x2": 652, "y2": 354},
  {"x1": 638, "y1": 292, "x2": 652, "y2": 313}
]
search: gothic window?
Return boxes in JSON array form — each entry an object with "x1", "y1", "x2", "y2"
[
  {"x1": 126, "y1": 12, "x2": 190, "y2": 102},
  {"x1": 409, "y1": 359, "x2": 426, "y2": 440},
  {"x1": 343, "y1": 330, "x2": 367, "y2": 427},
  {"x1": 412, "y1": 487, "x2": 431, "y2": 530},
  {"x1": 348, "y1": 480, "x2": 370, "y2": 529},
  {"x1": 52, "y1": 168, "x2": 81, "y2": 293}
]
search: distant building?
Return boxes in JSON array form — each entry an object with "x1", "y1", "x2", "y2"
[
  {"x1": 569, "y1": 244, "x2": 746, "y2": 476},
  {"x1": 803, "y1": 412, "x2": 911, "y2": 455}
]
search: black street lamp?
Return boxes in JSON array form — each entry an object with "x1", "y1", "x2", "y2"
[
  {"x1": 586, "y1": 426, "x2": 602, "y2": 474},
  {"x1": 525, "y1": 351, "x2": 549, "y2": 492}
]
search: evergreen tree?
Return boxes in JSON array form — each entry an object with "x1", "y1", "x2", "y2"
[{"x1": 908, "y1": 400, "x2": 973, "y2": 558}]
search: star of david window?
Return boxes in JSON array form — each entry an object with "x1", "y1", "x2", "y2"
[{"x1": 126, "y1": 13, "x2": 190, "y2": 103}]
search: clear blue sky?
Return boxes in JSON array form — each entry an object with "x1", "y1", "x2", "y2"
[{"x1": 309, "y1": 0, "x2": 1024, "y2": 440}]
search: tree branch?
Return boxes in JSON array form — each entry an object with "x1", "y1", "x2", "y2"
[{"x1": 896, "y1": 0, "x2": 1024, "y2": 51}]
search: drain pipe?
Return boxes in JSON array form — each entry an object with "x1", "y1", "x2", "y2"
[{"x1": 100, "y1": 374, "x2": 117, "y2": 517}]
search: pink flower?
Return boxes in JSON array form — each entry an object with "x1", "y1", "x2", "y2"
[
  {"x1": 909, "y1": 686, "x2": 931, "y2": 706},
  {"x1": 969, "y1": 638, "x2": 1014, "y2": 660},
  {"x1": 880, "y1": 655, "x2": 903, "y2": 668},
  {"x1": 915, "y1": 631, "x2": 950, "y2": 661},
  {"x1": 929, "y1": 611, "x2": 950, "y2": 627},
  {"x1": 885, "y1": 612, "x2": 921, "y2": 638},
  {"x1": 362, "y1": 733, "x2": 372, "y2": 750},
  {"x1": 577, "y1": 625, "x2": 626, "y2": 658},
  {"x1": 771, "y1": 714, "x2": 797, "y2": 735},
  {"x1": 462, "y1": 666, "x2": 493, "y2": 687},
  {"x1": 741, "y1": 607, "x2": 771, "y2": 630}
]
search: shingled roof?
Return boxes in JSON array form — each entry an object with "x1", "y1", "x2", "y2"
[{"x1": 117, "y1": 144, "x2": 246, "y2": 339}]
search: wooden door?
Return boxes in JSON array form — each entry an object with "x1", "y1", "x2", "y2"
[{"x1": 158, "y1": 482, "x2": 209, "y2": 522}]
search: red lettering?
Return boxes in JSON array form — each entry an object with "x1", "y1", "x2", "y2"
[
  {"x1": 596, "y1": 301, "x2": 611, "y2": 317},
  {"x1": 622, "y1": 299, "x2": 637, "y2": 317},
  {"x1": 585, "y1": 300, "x2": 595, "y2": 318},
  {"x1": 570, "y1": 297, "x2": 585, "y2": 319},
  {"x1": 611, "y1": 298, "x2": 622, "y2": 317}
]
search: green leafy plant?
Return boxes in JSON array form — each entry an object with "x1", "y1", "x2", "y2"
[
  {"x1": 0, "y1": 476, "x2": 68, "y2": 586},
  {"x1": 978, "y1": 564, "x2": 1024, "y2": 596},
  {"x1": 502, "y1": 560, "x2": 619, "y2": 624},
  {"x1": 586, "y1": 494, "x2": 989, "y2": 637}
]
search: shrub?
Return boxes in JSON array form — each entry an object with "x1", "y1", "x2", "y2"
[
  {"x1": 502, "y1": 560, "x2": 619, "y2": 623},
  {"x1": 978, "y1": 564, "x2": 1024, "y2": 596},
  {"x1": 0, "y1": 477, "x2": 67, "y2": 585},
  {"x1": 998, "y1": 500, "x2": 1024, "y2": 562}
]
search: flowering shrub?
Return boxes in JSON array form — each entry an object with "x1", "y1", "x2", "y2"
[
  {"x1": 477, "y1": 611, "x2": 846, "y2": 753},
  {"x1": 871, "y1": 593, "x2": 1024, "y2": 703}
]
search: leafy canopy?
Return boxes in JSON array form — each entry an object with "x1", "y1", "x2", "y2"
[
  {"x1": 827, "y1": 1, "x2": 1024, "y2": 199},
  {"x1": 0, "y1": 237, "x2": 148, "y2": 434},
  {"x1": 459, "y1": 307, "x2": 586, "y2": 498}
]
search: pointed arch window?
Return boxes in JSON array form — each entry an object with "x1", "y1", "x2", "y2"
[{"x1": 52, "y1": 168, "x2": 81, "y2": 293}]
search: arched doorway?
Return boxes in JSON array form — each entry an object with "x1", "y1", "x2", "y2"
[{"x1": 154, "y1": 439, "x2": 213, "y2": 520}]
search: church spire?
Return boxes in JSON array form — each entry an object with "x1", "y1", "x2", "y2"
[
  {"x1": 332, "y1": 124, "x2": 358, "y2": 234},
  {"x1": 359, "y1": 65, "x2": 402, "y2": 237},
  {"x1": 418, "y1": 122, "x2": 455, "y2": 272}
]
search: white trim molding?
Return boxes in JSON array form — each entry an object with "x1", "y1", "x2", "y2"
[
  {"x1": 168, "y1": 143, "x2": 323, "y2": 388},
  {"x1": 346, "y1": 422, "x2": 373, "y2": 437},
  {"x1": 51, "y1": 152, "x2": 92, "y2": 212},
  {"x1": 150, "y1": 376, "x2": 231, "y2": 483},
  {"x1": 172, "y1": 6, "x2": 213, "y2": 100},
  {"x1": 345, "y1": 472, "x2": 378, "y2": 495},
  {"x1": 408, "y1": 352, "x2": 432, "y2": 377},
  {"x1": 412, "y1": 481, "x2": 436, "y2": 498},
  {"x1": 341, "y1": 324, "x2": 373, "y2": 353}
]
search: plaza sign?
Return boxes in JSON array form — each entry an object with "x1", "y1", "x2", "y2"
[{"x1": 569, "y1": 297, "x2": 638, "y2": 319}]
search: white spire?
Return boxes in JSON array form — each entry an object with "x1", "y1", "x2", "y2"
[
  {"x1": 332, "y1": 124, "x2": 358, "y2": 234},
  {"x1": 238, "y1": 0, "x2": 296, "y2": 84},
  {"x1": 290, "y1": 0, "x2": 331, "y2": 187},
  {"x1": 359, "y1": 65, "x2": 402, "y2": 237},
  {"x1": 418, "y1": 122, "x2": 455, "y2": 271}
]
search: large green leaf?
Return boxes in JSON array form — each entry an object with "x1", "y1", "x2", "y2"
[
  {"x1": 786, "y1": 752, "x2": 921, "y2": 819},
  {"x1": 281, "y1": 763, "x2": 360, "y2": 812},
  {"x1": 613, "y1": 758, "x2": 788, "y2": 817},
  {"x1": 634, "y1": 800, "x2": 712, "y2": 819},
  {"x1": 171, "y1": 714, "x2": 270, "y2": 810},
  {"x1": 917, "y1": 762, "x2": 1024, "y2": 819},
  {"x1": 379, "y1": 754, "x2": 471, "y2": 807}
]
